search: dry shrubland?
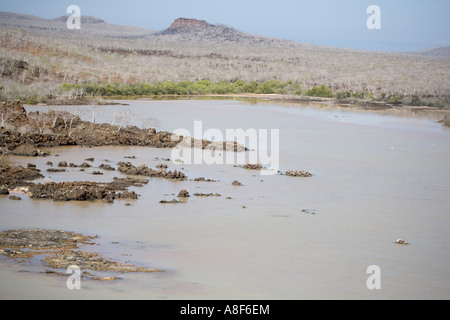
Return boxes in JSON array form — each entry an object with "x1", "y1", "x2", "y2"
[{"x1": 0, "y1": 12, "x2": 449, "y2": 107}]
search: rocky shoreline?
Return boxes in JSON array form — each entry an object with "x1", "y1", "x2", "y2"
[
  {"x1": 0, "y1": 100, "x2": 316, "y2": 282},
  {"x1": 0, "y1": 101, "x2": 249, "y2": 156},
  {"x1": 0, "y1": 229, "x2": 163, "y2": 280}
]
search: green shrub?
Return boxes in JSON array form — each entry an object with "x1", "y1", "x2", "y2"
[
  {"x1": 24, "y1": 94, "x2": 39, "y2": 105},
  {"x1": 351, "y1": 92, "x2": 365, "y2": 99},
  {"x1": 387, "y1": 96, "x2": 402, "y2": 103},
  {"x1": 335, "y1": 91, "x2": 351, "y2": 99},
  {"x1": 306, "y1": 85, "x2": 334, "y2": 98},
  {"x1": 255, "y1": 80, "x2": 286, "y2": 94}
]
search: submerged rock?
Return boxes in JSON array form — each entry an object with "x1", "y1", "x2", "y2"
[
  {"x1": 0, "y1": 229, "x2": 163, "y2": 278},
  {"x1": 177, "y1": 189, "x2": 190, "y2": 198},
  {"x1": 0, "y1": 229, "x2": 97, "y2": 250},
  {"x1": 118, "y1": 162, "x2": 186, "y2": 181},
  {"x1": 28, "y1": 180, "x2": 141, "y2": 202},
  {"x1": 241, "y1": 164, "x2": 264, "y2": 170},
  {"x1": 159, "y1": 199, "x2": 181, "y2": 204},
  {"x1": 193, "y1": 193, "x2": 221, "y2": 197},
  {"x1": 80, "y1": 162, "x2": 92, "y2": 168},
  {"x1": 193, "y1": 177, "x2": 217, "y2": 182},
  {"x1": 99, "y1": 164, "x2": 115, "y2": 171},
  {"x1": 47, "y1": 168, "x2": 66, "y2": 173},
  {"x1": 301, "y1": 209, "x2": 316, "y2": 215},
  {"x1": 44, "y1": 250, "x2": 161, "y2": 273},
  {"x1": 396, "y1": 239, "x2": 409, "y2": 245},
  {"x1": 58, "y1": 161, "x2": 68, "y2": 167},
  {"x1": 285, "y1": 170, "x2": 313, "y2": 177},
  {"x1": 11, "y1": 143, "x2": 48, "y2": 157},
  {"x1": 0, "y1": 164, "x2": 44, "y2": 189},
  {"x1": 0, "y1": 185, "x2": 9, "y2": 195}
]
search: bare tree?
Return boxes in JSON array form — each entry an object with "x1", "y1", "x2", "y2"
[
  {"x1": 0, "y1": 107, "x2": 13, "y2": 128},
  {"x1": 28, "y1": 111, "x2": 50, "y2": 134},
  {"x1": 89, "y1": 105, "x2": 102, "y2": 124},
  {"x1": 140, "y1": 116, "x2": 160, "y2": 131},
  {"x1": 47, "y1": 109, "x2": 63, "y2": 129},
  {"x1": 58, "y1": 110, "x2": 81, "y2": 137},
  {"x1": 111, "y1": 110, "x2": 135, "y2": 132},
  {"x1": 0, "y1": 147, "x2": 12, "y2": 160}
]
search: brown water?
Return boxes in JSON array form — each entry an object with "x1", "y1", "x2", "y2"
[{"x1": 1, "y1": 99, "x2": 449, "y2": 299}]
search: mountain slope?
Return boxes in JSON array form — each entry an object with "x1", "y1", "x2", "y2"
[
  {"x1": 0, "y1": 11, "x2": 449, "y2": 107},
  {"x1": 409, "y1": 46, "x2": 450, "y2": 58},
  {"x1": 0, "y1": 11, "x2": 155, "y2": 38},
  {"x1": 155, "y1": 17, "x2": 298, "y2": 47}
]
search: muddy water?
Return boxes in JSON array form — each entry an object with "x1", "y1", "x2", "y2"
[{"x1": 1, "y1": 99, "x2": 449, "y2": 299}]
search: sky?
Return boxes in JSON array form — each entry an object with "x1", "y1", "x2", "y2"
[{"x1": 0, "y1": 0, "x2": 449, "y2": 52}]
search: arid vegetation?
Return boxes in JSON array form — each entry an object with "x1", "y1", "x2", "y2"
[{"x1": 0, "y1": 12, "x2": 449, "y2": 107}]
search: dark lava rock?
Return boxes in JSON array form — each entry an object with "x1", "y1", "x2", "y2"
[
  {"x1": 80, "y1": 162, "x2": 92, "y2": 168},
  {"x1": 285, "y1": 170, "x2": 313, "y2": 177},
  {"x1": 11, "y1": 143, "x2": 48, "y2": 157},
  {"x1": 118, "y1": 162, "x2": 186, "y2": 181},
  {"x1": 193, "y1": 193, "x2": 221, "y2": 197},
  {"x1": 193, "y1": 177, "x2": 217, "y2": 182},
  {"x1": 0, "y1": 229, "x2": 163, "y2": 276},
  {"x1": 28, "y1": 179, "x2": 142, "y2": 202},
  {"x1": 0, "y1": 164, "x2": 44, "y2": 189},
  {"x1": 47, "y1": 168, "x2": 66, "y2": 173},
  {"x1": 44, "y1": 250, "x2": 162, "y2": 273},
  {"x1": 99, "y1": 164, "x2": 115, "y2": 171},
  {"x1": 241, "y1": 164, "x2": 264, "y2": 170},
  {"x1": 0, "y1": 185, "x2": 9, "y2": 195},
  {"x1": 0, "y1": 229, "x2": 97, "y2": 250},
  {"x1": 159, "y1": 199, "x2": 181, "y2": 204},
  {"x1": 177, "y1": 189, "x2": 190, "y2": 198}
]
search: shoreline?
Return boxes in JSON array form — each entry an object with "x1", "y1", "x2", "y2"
[
  {"x1": 26, "y1": 92, "x2": 450, "y2": 111},
  {"x1": 23, "y1": 93, "x2": 450, "y2": 127},
  {"x1": 1, "y1": 96, "x2": 449, "y2": 297}
]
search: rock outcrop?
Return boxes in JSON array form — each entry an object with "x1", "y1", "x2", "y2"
[
  {"x1": 118, "y1": 162, "x2": 186, "y2": 181},
  {"x1": 163, "y1": 18, "x2": 214, "y2": 34},
  {"x1": 0, "y1": 229, "x2": 163, "y2": 277},
  {"x1": 285, "y1": 170, "x2": 313, "y2": 177},
  {"x1": 28, "y1": 179, "x2": 142, "y2": 202},
  {"x1": 0, "y1": 164, "x2": 44, "y2": 189}
]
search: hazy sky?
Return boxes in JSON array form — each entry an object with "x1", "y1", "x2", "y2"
[{"x1": 1, "y1": 0, "x2": 449, "y2": 51}]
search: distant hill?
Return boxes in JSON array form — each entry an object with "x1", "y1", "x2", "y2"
[
  {"x1": 156, "y1": 17, "x2": 298, "y2": 47},
  {"x1": 408, "y1": 46, "x2": 450, "y2": 58},
  {"x1": 0, "y1": 12, "x2": 314, "y2": 48},
  {"x1": 1, "y1": 11, "x2": 449, "y2": 54},
  {"x1": 0, "y1": 11, "x2": 155, "y2": 38},
  {"x1": 0, "y1": 10, "x2": 449, "y2": 108}
]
